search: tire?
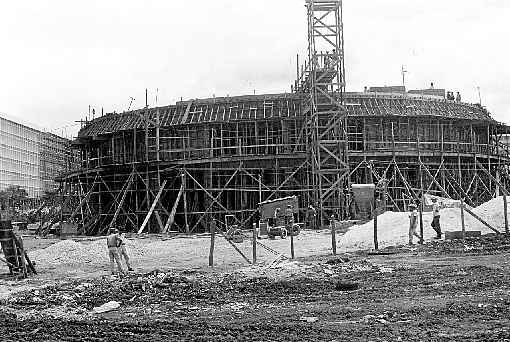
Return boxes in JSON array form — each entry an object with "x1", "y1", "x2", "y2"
[{"x1": 280, "y1": 229, "x2": 288, "y2": 239}]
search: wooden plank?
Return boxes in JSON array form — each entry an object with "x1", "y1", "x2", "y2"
[
  {"x1": 463, "y1": 205, "x2": 500, "y2": 234},
  {"x1": 137, "y1": 180, "x2": 168, "y2": 234},
  {"x1": 476, "y1": 161, "x2": 510, "y2": 196},
  {"x1": 163, "y1": 181, "x2": 184, "y2": 233},
  {"x1": 108, "y1": 172, "x2": 134, "y2": 228},
  {"x1": 154, "y1": 211, "x2": 164, "y2": 233},
  {"x1": 99, "y1": 175, "x2": 137, "y2": 229}
]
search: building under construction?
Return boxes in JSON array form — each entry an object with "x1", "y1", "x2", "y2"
[{"x1": 60, "y1": 1, "x2": 510, "y2": 235}]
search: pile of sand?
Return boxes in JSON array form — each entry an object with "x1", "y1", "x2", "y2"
[
  {"x1": 30, "y1": 238, "x2": 153, "y2": 268},
  {"x1": 339, "y1": 196, "x2": 509, "y2": 251}
]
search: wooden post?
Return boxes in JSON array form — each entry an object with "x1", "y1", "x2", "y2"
[
  {"x1": 419, "y1": 201, "x2": 424, "y2": 245},
  {"x1": 11, "y1": 235, "x2": 20, "y2": 275},
  {"x1": 373, "y1": 203, "x2": 379, "y2": 250},
  {"x1": 252, "y1": 221, "x2": 257, "y2": 264},
  {"x1": 504, "y1": 196, "x2": 509, "y2": 234},
  {"x1": 460, "y1": 199, "x2": 466, "y2": 240},
  {"x1": 183, "y1": 172, "x2": 189, "y2": 234},
  {"x1": 331, "y1": 215, "x2": 337, "y2": 255},
  {"x1": 16, "y1": 236, "x2": 27, "y2": 278},
  {"x1": 209, "y1": 220, "x2": 215, "y2": 267},
  {"x1": 290, "y1": 226, "x2": 295, "y2": 259}
]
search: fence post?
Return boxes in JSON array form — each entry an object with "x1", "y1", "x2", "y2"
[
  {"x1": 460, "y1": 199, "x2": 466, "y2": 240},
  {"x1": 290, "y1": 227, "x2": 295, "y2": 259},
  {"x1": 252, "y1": 222, "x2": 257, "y2": 264},
  {"x1": 504, "y1": 196, "x2": 509, "y2": 234},
  {"x1": 373, "y1": 203, "x2": 379, "y2": 250},
  {"x1": 209, "y1": 220, "x2": 216, "y2": 267},
  {"x1": 331, "y1": 215, "x2": 337, "y2": 255},
  {"x1": 419, "y1": 200, "x2": 424, "y2": 245}
]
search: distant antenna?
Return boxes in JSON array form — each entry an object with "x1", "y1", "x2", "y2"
[
  {"x1": 401, "y1": 65, "x2": 408, "y2": 91},
  {"x1": 155, "y1": 88, "x2": 159, "y2": 106},
  {"x1": 145, "y1": 89, "x2": 148, "y2": 108}
]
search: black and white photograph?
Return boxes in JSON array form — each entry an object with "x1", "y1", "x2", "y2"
[{"x1": 1, "y1": 1, "x2": 509, "y2": 341}]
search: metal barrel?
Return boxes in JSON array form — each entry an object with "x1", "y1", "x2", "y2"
[{"x1": 0, "y1": 220, "x2": 13, "y2": 242}]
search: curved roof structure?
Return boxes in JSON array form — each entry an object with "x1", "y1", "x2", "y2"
[{"x1": 78, "y1": 92, "x2": 494, "y2": 138}]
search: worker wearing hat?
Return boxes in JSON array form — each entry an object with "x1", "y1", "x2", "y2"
[
  {"x1": 408, "y1": 203, "x2": 421, "y2": 245},
  {"x1": 106, "y1": 227, "x2": 124, "y2": 275}
]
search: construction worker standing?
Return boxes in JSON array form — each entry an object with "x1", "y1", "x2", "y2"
[
  {"x1": 106, "y1": 228, "x2": 124, "y2": 275},
  {"x1": 306, "y1": 205, "x2": 317, "y2": 230},
  {"x1": 273, "y1": 207, "x2": 281, "y2": 227},
  {"x1": 431, "y1": 198, "x2": 442, "y2": 239},
  {"x1": 456, "y1": 92, "x2": 462, "y2": 103},
  {"x1": 408, "y1": 203, "x2": 421, "y2": 245},
  {"x1": 117, "y1": 230, "x2": 134, "y2": 271}
]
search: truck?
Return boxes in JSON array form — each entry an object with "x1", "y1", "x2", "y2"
[{"x1": 258, "y1": 196, "x2": 301, "y2": 239}]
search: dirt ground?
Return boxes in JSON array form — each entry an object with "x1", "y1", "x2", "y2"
[{"x1": 1, "y1": 233, "x2": 510, "y2": 341}]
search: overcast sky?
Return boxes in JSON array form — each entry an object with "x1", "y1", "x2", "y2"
[{"x1": 1, "y1": 0, "x2": 509, "y2": 137}]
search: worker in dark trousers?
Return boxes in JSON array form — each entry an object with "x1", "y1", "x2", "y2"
[
  {"x1": 456, "y1": 92, "x2": 462, "y2": 103},
  {"x1": 306, "y1": 205, "x2": 317, "y2": 230},
  {"x1": 431, "y1": 198, "x2": 442, "y2": 239},
  {"x1": 106, "y1": 228, "x2": 124, "y2": 275}
]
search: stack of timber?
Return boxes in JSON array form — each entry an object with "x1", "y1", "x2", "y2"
[{"x1": 0, "y1": 220, "x2": 37, "y2": 278}]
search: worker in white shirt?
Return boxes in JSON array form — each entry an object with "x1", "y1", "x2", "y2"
[{"x1": 106, "y1": 228, "x2": 124, "y2": 275}]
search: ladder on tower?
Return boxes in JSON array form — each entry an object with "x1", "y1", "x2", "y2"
[{"x1": 300, "y1": 0, "x2": 350, "y2": 225}]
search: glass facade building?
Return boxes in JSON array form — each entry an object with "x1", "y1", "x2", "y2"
[{"x1": 0, "y1": 116, "x2": 75, "y2": 198}]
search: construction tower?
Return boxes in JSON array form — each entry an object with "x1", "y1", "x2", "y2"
[{"x1": 297, "y1": 0, "x2": 349, "y2": 225}]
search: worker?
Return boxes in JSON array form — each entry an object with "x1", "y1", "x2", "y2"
[
  {"x1": 430, "y1": 82, "x2": 434, "y2": 89},
  {"x1": 306, "y1": 205, "x2": 317, "y2": 230},
  {"x1": 285, "y1": 204, "x2": 294, "y2": 234},
  {"x1": 456, "y1": 92, "x2": 462, "y2": 103},
  {"x1": 324, "y1": 51, "x2": 330, "y2": 68},
  {"x1": 273, "y1": 207, "x2": 281, "y2": 226},
  {"x1": 117, "y1": 230, "x2": 134, "y2": 272},
  {"x1": 431, "y1": 198, "x2": 442, "y2": 239},
  {"x1": 408, "y1": 203, "x2": 421, "y2": 245},
  {"x1": 106, "y1": 228, "x2": 125, "y2": 275}
]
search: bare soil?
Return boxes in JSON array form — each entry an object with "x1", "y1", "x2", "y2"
[{"x1": 1, "y1": 234, "x2": 510, "y2": 341}]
